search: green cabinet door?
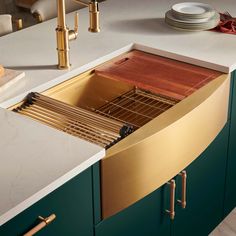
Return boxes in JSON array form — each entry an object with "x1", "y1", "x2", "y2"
[
  {"x1": 0, "y1": 168, "x2": 94, "y2": 236},
  {"x1": 95, "y1": 184, "x2": 171, "y2": 236},
  {"x1": 224, "y1": 71, "x2": 236, "y2": 216},
  {"x1": 172, "y1": 124, "x2": 229, "y2": 236}
]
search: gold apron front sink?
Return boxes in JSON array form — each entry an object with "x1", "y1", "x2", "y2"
[{"x1": 10, "y1": 50, "x2": 230, "y2": 220}]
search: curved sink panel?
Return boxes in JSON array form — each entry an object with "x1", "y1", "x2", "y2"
[{"x1": 101, "y1": 74, "x2": 230, "y2": 219}]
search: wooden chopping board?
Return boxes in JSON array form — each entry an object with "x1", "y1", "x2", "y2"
[
  {"x1": 0, "y1": 66, "x2": 25, "y2": 92},
  {"x1": 95, "y1": 50, "x2": 222, "y2": 101}
]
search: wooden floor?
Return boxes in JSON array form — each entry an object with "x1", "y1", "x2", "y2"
[{"x1": 210, "y1": 209, "x2": 236, "y2": 236}]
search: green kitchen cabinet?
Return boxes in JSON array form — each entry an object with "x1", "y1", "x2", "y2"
[
  {"x1": 0, "y1": 168, "x2": 94, "y2": 236},
  {"x1": 224, "y1": 71, "x2": 236, "y2": 216},
  {"x1": 172, "y1": 123, "x2": 229, "y2": 236},
  {"x1": 95, "y1": 184, "x2": 171, "y2": 236}
]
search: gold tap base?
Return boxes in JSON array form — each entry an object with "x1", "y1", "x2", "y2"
[
  {"x1": 88, "y1": 27, "x2": 100, "y2": 33},
  {"x1": 57, "y1": 64, "x2": 70, "y2": 70}
]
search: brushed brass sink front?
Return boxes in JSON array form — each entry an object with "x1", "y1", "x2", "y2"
[
  {"x1": 101, "y1": 73, "x2": 229, "y2": 219},
  {"x1": 10, "y1": 51, "x2": 230, "y2": 220}
]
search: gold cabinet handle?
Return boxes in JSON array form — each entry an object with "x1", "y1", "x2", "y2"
[
  {"x1": 165, "y1": 179, "x2": 176, "y2": 220},
  {"x1": 12, "y1": 18, "x2": 23, "y2": 30},
  {"x1": 23, "y1": 214, "x2": 56, "y2": 236},
  {"x1": 177, "y1": 170, "x2": 187, "y2": 209}
]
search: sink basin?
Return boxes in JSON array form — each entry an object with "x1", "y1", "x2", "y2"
[
  {"x1": 43, "y1": 71, "x2": 134, "y2": 112},
  {"x1": 10, "y1": 50, "x2": 230, "y2": 219}
]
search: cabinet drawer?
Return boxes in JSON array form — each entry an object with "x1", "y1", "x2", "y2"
[{"x1": 0, "y1": 168, "x2": 94, "y2": 236}]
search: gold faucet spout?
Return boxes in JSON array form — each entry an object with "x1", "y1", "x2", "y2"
[
  {"x1": 57, "y1": 0, "x2": 66, "y2": 28},
  {"x1": 56, "y1": 0, "x2": 100, "y2": 70}
]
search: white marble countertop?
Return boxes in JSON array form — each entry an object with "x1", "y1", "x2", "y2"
[
  {"x1": 0, "y1": 0, "x2": 236, "y2": 227},
  {"x1": 0, "y1": 108, "x2": 105, "y2": 226}
]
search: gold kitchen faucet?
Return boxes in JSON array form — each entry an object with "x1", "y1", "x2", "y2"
[{"x1": 56, "y1": 0, "x2": 100, "y2": 69}]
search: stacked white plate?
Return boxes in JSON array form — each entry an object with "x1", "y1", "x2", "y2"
[{"x1": 165, "y1": 2, "x2": 220, "y2": 31}]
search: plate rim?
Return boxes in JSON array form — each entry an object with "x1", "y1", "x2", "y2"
[{"x1": 171, "y1": 2, "x2": 215, "y2": 17}]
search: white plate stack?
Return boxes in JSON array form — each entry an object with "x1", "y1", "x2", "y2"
[{"x1": 165, "y1": 2, "x2": 220, "y2": 31}]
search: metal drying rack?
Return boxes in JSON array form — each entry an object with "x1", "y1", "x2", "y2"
[{"x1": 13, "y1": 88, "x2": 179, "y2": 148}]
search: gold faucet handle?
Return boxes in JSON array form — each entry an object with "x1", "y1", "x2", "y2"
[
  {"x1": 74, "y1": 11, "x2": 79, "y2": 34},
  {"x1": 69, "y1": 12, "x2": 79, "y2": 40}
]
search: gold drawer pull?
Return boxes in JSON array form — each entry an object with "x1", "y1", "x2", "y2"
[
  {"x1": 15, "y1": 18, "x2": 23, "y2": 30},
  {"x1": 23, "y1": 214, "x2": 56, "y2": 236},
  {"x1": 12, "y1": 18, "x2": 23, "y2": 30},
  {"x1": 178, "y1": 170, "x2": 187, "y2": 209},
  {"x1": 166, "y1": 179, "x2": 176, "y2": 220}
]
